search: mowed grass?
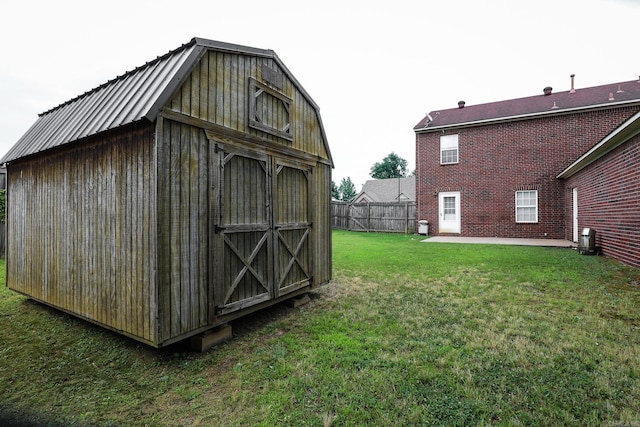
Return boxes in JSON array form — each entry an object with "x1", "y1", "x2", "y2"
[{"x1": 1, "y1": 230, "x2": 639, "y2": 426}]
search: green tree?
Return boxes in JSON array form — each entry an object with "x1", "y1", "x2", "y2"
[
  {"x1": 331, "y1": 180, "x2": 340, "y2": 200},
  {"x1": 338, "y1": 177, "x2": 357, "y2": 202},
  {"x1": 370, "y1": 152, "x2": 408, "y2": 179}
]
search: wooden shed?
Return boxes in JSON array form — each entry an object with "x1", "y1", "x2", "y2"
[{"x1": 1, "y1": 38, "x2": 333, "y2": 347}]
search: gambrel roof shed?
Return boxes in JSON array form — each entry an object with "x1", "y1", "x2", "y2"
[
  {"x1": 2, "y1": 37, "x2": 332, "y2": 165},
  {"x1": 3, "y1": 37, "x2": 333, "y2": 348}
]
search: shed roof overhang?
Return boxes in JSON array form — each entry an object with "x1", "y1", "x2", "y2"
[{"x1": 557, "y1": 110, "x2": 640, "y2": 179}]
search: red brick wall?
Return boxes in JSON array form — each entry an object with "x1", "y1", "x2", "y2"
[
  {"x1": 563, "y1": 133, "x2": 640, "y2": 269},
  {"x1": 415, "y1": 107, "x2": 637, "y2": 238}
]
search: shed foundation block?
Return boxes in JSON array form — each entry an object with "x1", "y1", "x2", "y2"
[
  {"x1": 285, "y1": 293, "x2": 311, "y2": 308},
  {"x1": 190, "y1": 323, "x2": 233, "y2": 352}
]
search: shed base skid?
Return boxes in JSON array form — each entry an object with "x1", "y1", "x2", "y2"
[
  {"x1": 190, "y1": 324, "x2": 233, "y2": 352},
  {"x1": 285, "y1": 293, "x2": 311, "y2": 308},
  {"x1": 9, "y1": 281, "x2": 328, "y2": 349}
]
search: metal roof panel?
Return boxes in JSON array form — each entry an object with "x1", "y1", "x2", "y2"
[
  {"x1": 1, "y1": 40, "x2": 201, "y2": 163},
  {"x1": 1, "y1": 37, "x2": 331, "y2": 168}
]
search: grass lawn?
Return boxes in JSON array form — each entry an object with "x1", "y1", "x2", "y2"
[{"x1": 1, "y1": 230, "x2": 640, "y2": 426}]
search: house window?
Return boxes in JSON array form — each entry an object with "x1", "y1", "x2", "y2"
[
  {"x1": 516, "y1": 190, "x2": 538, "y2": 223},
  {"x1": 440, "y1": 134, "x2": 458, "y2": 164}
]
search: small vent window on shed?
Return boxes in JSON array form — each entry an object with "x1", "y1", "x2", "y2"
[{"x1": 249, "y1": 77, "x2": 293, "y2": 141}]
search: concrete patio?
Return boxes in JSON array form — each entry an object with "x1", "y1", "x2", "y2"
[{"x1": 421, "y1": 236, "x2": 576, "y2": 248}]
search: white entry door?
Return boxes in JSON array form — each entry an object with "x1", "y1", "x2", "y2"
[
  {"x1": 439, "y1": 192, "x2": 461, "y2": 234},
  {"x1": 573, "y1": 188, "x2": 579, "y2": 242}
]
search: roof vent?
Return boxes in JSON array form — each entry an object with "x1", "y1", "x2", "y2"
[
  {"x1": 570, "y1": 74, "x2": 576, "y2": 93},
  {"x1": 458, "y1": 100, "x2": 465, "y2": 109},
  {"x1": 543, "y1": 86, "x2": 553, "y2": 96},
  {"x1": 609, "y1": 92, "x2": 615, "y2": 101}
]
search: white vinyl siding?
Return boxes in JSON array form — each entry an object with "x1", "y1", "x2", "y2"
[
  {"x1": 516, "y1": 190, "x2": 538, "y2": 223},
  {"x1": 440, "y1": 134, "x2": 458, "y2": 164}
]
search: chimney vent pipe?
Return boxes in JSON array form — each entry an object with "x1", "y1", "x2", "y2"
[
  {"x1": 570, "y1": 74, "x2": 576, "y2": 93},
  {"x1": 543, "y1": 86, "x2": 553, "y2": 96},
  {"x1": 458, "y1": 100, "x2": 465, "y2": 109}
]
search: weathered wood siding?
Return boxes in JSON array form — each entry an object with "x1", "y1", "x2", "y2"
[
  {"x1": 332, "y1": 201, "x2": 417, "y2": 234},
  {"x1": 312, "y1": 164, "x2": 332, "y2": 285},
  {"x1": 5, "y1": 46, "x2": 332, "y2": 347},
  {"x1": 156, "y1": 119, "x2": 213, "y2": 344},
  {"x1": 168, "y1": 50, "x2": 330, "y2": 162},
  {"x1": 155, "y1": 118, "x2": 331, "y2": 345},
  {"x1": 153, "y1": 49, "x2": 332, "y2": 343},
  {"x1": 7, "y1": 123, "x2": 158, "y2": 344}
]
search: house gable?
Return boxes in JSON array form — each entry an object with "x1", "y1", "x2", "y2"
[{"x1": 558, "y1": 110, "x2": 640, "y2": 178}]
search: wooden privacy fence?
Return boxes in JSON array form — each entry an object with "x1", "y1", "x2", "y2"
[{"x1": 332, "y1": 201, "x2": 417, "y2": 233}]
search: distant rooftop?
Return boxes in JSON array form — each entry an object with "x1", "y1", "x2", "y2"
[
  {"x1": 354, "y1": 177, "x2": 415, "y2": 203},
  {"x1": 414, "y1": 76, "x2": 640, "y2": 132}
]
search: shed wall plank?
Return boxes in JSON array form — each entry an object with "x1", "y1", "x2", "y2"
[
  {"x1": 6, "y1": 123, "x2": 158, "y2": 344},
  {"x1": 168, "y1": 51, "x2": 329, "y2": 162},
  {"x1": 157, "y1": 119, "x2": 212, "y2": 343}
]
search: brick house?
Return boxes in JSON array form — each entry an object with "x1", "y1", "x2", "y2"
[
  {"x1": 414, "y1": 76, "x2": 640, "y2": 267},
  {"x1": 557, "y1": 110, "x2": 640, "y2": 268}
]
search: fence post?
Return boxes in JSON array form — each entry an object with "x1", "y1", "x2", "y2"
[{"x1": 405, "y1": 202, "x2": 409, "y2": 234}]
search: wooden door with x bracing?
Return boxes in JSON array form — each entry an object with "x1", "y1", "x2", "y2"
[
  {"x1": 274, "y1": 160, "x2": 312, "y2": 297},
  {"x1": 214, "y1": 147, "x2": 312, "y2": 316},
  {"x1": 215, "y1": 148, "x2": 272, "y2": 315}
]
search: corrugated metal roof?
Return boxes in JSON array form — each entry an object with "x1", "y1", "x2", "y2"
[
  {"x1": 2, "y1": 39, "x2": 205, "y2": 163},
  {"x1": 2, "y1": 37, "x2": 330, "y2": 166},
  {"x1": 414, "y1": 79, "x2": 640, "y2": 131},
  {"x1": 2, "y1": 40, "x2": 206, "y2": 163}
]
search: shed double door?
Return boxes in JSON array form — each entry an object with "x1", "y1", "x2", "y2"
[{"x1": 215, "y1": 145, "x2": 312, "y2": 315}]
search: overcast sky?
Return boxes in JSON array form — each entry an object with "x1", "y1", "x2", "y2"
[{"x1": 2, "y1": 0, "x2": 640, "y2": 191}]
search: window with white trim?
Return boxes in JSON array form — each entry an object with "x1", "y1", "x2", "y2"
[
  {"x1": 515, "y1": 190, "x2": 538, "y2": 223},
  {"x1": 440, "y1": 134, "x2": 458, "y2": 164}
]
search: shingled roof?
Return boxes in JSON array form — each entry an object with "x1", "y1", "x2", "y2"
[
  {"x1": 414, "y1": 78, "x2": 640, "y2": 132},
  {"x1": 354, "y1": 177, "x2": 416, "y2": 203},
  {"x1": 2, "y1": 37, "x2": 325, "y2": 164}
]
